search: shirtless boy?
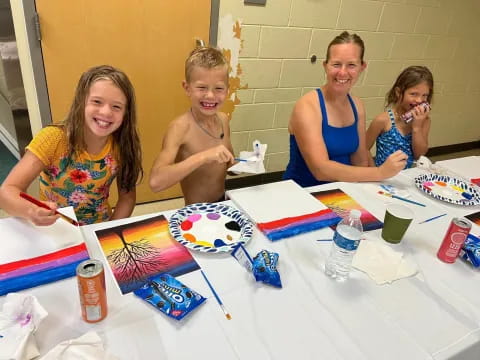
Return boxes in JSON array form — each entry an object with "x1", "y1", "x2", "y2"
[{"x1": 149, "y1": 47, "x2": 234, "y2": 204}]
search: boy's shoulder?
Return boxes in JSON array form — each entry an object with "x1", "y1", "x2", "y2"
[{"x1": 168, "y1": 111, "x2": 192, "y2": 132}]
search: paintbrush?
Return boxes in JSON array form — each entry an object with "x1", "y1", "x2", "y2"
[
  {"x1": 418, "y1": 213, "x2": 447, "y2": 224},
  {"x1": 200, "y1": 270, "x2": 232, "y2": 320},
  {"x1": 377, "y1": 191, "x2": 426, "y2": 207},
  {"x1": 20, "y1": 192, "x2": 80, "y2": 226}
]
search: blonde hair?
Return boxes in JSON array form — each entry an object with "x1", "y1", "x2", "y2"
[
  {"x1": 325, "y1": 31, "x2": 365, "y2": 64},
  {"x1": 184, "y1": 46, "x2": 228, "y2": 83},
  {"x1": 62, "y1": 65, "x2": 143, "y2": 191}
]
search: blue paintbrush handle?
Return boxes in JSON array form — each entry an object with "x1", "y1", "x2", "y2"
[{"x1": 392, "y1": 194, "x2": 426, "y2": 207}]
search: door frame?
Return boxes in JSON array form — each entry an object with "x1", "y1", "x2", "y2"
[{"x1": 13, "y1": 0, "x2": 220, "y2": 136}]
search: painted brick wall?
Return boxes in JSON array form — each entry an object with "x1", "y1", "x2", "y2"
[{"x1": 219, "y1": 0, "x2": 480, "y2": 173}]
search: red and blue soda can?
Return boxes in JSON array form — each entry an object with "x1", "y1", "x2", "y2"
[{"x1": 437, "y1": 218, "x2": 471, "y2": 263}]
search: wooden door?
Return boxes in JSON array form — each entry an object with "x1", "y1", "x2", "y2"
[{"x1": 35, "y1": 0, "x2": 211, "y2": 203}]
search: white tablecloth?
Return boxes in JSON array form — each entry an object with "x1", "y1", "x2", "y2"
[{"x1": 1, "y1": 159, "x2": 480, "y2": 360}]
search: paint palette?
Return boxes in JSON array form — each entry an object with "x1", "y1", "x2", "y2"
[
  {"x1": 168, "y1": 202, "x2": 254, "y2": 253},
  {"x1": 414, "y1": 173, "x2": 480, "y2": 206}
]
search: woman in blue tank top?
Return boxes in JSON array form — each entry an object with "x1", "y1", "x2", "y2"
[{"x1": 283, "y1": 32, "x2": 408, "y2": 187}]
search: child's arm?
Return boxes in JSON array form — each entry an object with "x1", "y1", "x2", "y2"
[
  {"x1": 111, "y1": 186, "x2": 136, "y2": 220},
  {"x1": 411, "y1": 106, "x2": 431, "y2": 159},
  {"x1": 222, "y1": 113, "x2": 236, "y2": 168},
  {"x1": 149, "y1": 119, "x2": 233, "y2": 192},
  {"x1": 365, "y1": 114, "x2": 387, "y2": 167},
  {"x1": 0, "y1": 151, "x2": 60, "y2": 226},
  {"x1": 350, "y1": 98, "x2": 370, "y2": 167}
]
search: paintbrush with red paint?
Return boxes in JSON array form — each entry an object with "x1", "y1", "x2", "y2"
[{"x1": 20, "y1": 192, "x2": 80, "y2": 226}]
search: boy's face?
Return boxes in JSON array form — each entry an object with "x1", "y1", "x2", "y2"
[{"x1": 183, "y1": 65, "x2": 228, "y2": 116}]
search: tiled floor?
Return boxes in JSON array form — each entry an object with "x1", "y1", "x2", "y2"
[{"x1": 1, "y1": 149, "x2": 478, "y2": 220}]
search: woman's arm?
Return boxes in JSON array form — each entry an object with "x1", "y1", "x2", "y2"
[
  {"x1": 111, "y1": 186, "x2": 136, "y2": 220},
  {"x1": 291, "y1": 92, "x2": 406, "y2": 182},
  {"x1": 0, "y1": 151, "x2": 60, "y2": 225}
]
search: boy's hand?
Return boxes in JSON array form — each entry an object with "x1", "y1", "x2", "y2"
[
  {"x1": 27, "y1": 201, "x2": 60, "y2": 226},
  {"x1": 203, "y1": 144, "x2": 234, "y2": 164},
  {"x1": 379, "y1": 150, "x2": 407, "y2": 178}
]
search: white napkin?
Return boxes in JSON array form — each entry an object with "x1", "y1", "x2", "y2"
[
  {"x1": 0, "y1": 293, "x2": 48, "y2": 360},
  {"x1": 228, "y1": 140, "x2": 267, "y2": 174},
  {"x1": 39, "y1": 331, "x2": 118, "y2": 360},
  {"x1": 352, "y1": 239, "x2": 418, "y2": 285}
]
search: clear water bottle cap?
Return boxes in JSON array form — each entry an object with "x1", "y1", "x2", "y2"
[{"x1": 350, "y1": 209, "x2": 361, "y2": 219}]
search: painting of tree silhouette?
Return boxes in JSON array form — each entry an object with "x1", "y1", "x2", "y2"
[{"x1": 95, "y1": 215, "x2": 199, "y2": 294}]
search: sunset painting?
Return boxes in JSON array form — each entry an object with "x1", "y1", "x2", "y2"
[
  {"x1": 311, "y1": 188, "x2": 383, "y2": 231},
  {"x1": 95, "y1": 215, "x2": 199, "y2": 294}
]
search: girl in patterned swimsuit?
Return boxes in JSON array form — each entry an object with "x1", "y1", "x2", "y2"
[
  {"x1": 0, "y1": 65, "x2": 143, "y2": 226},
  {"x1": 366, "y1": 66, "x2": 433, "y2": 169}
]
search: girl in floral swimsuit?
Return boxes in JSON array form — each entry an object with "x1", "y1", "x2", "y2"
[{"x1": 0, "y1": 65, "x2": 143, "y2": 225}]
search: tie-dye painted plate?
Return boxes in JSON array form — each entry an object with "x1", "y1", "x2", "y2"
[
  {"x1": 168, "y1": 202, "x2": 254, "y2": 253},
  {"x1": 414, "y1": 173, "x2": 480, "y2": 206}
]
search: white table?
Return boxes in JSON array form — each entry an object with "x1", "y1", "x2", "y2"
[{"x1": 1, "y1": 159, "x2": 480, "y2": 360}]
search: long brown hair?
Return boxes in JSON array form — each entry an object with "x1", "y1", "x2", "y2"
[
  {"x1": 385, "y1": 66, "x2": 434, "y2": 108},
  {"x1": 325, "y1": 31, "x2": 365, "y2": 64},
  {"x1": 62, "y1": 65, "x2": 143, "y2": 191}
]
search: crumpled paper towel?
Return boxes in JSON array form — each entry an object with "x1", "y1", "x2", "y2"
[
  {"x1": 39, "y1": 331, "x2": 118, "y2": 360},
  {"x1": 0, "y1": 293, "x2": 48, "y2": 360},
  {"x1": 352, "y1": 239, "x2": 418, "y2": 285},
  {"x1": 228, "y1": 140, "x2": 267, "y2": 174}
]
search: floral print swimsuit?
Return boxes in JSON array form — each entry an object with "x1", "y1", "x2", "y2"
[{"x1": 26, "y1": 126, "x2": 118, "y2": 224}]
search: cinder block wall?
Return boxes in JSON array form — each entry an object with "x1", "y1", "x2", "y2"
[{"x1": 220, "y1": 0, "x2": 480, "y2": 173}]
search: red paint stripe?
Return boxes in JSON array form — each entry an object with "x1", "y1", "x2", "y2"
[
  {"x1": 257, "y1": 209, "x2": 334, "y2": 231},
  {"x1": 0, "y1": 243, "x2": 87, "y2": 274}
]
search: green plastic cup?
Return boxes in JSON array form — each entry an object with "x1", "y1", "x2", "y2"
[{"x1": 381, "y1": 204, "x2": 414, "y2": 244}]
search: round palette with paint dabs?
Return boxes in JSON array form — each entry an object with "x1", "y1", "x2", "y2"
[
  {"x1": 414, "y1": 173, "x2": 480, "y2": 206},
  {"x1": 168, "y1": 202, "x2": 254, "y2": 253}
]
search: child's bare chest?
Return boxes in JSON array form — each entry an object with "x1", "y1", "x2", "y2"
[{"x1": 180, "y1": 126, "x2": 225, "y2": 159}]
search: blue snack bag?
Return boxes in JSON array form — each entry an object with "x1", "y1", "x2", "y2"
[
  {"x1": 460, "y1": 234, "x2": 480, "y2": 268},
  {"x1": 134, "y1": 273, "x2": 206, "y2": 320},
  {"x1": 252, "y1": 250, "x2": 282, "y2": 288}
]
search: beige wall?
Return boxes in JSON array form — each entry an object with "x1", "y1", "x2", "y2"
[{"x1": 220, "y1": 0, "x2": 480, "y2": 173}]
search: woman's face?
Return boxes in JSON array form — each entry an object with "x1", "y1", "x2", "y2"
[{"x1": 323, "y1": 43, "x2": 365, "y2": 92}]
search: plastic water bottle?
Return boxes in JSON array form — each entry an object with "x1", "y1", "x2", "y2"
[{"x1": 324, "y1": 209, "x2": 363, "y2": 281}]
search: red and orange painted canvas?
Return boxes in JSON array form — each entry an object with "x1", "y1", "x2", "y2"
[
  {"x1": 466, "y1": 211, "x2": 480, "y2": 226},
  {"x1": 311, "y1": 189, "x2": 383, "y2": 231},
  {"x1": 95, "y1": 215, "x2": 199, "y2": 294}
]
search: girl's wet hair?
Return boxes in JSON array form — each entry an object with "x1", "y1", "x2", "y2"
[
  {"x1": 325, "y1": 31, "x2": 365, "y2": 64},
  {"x1": 62, "y1": 65, "x2": 143, "y2": 191},
  {"x1": 385, "y1": 66, "x2": 434, "y2": 108},
  {"x1": 184, "y1": 46, "x2": 228, "y2": 83}
]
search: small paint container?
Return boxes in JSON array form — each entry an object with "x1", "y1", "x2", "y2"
[{"x1": 76, "y1": 259, "x2": 108, "y2": 323}]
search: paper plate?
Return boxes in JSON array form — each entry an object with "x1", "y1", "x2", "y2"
[
  {"x1": 414, "y1": 173, "x2": 480, "y2": 206},
  {"x1": 168, "y1": 203, "x2": 254, "y2": 253}
]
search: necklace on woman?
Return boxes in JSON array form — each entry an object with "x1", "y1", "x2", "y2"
[{"x1": 190, "y1": 108, "x2": 224, "y2": 140}]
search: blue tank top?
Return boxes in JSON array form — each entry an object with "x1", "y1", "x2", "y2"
[
  {"x1": 283, "y1": 88, "x2": 359, "y2": 187},
  {"x1": 375, "y1": 109, "x2": 413, "y2": 169}
]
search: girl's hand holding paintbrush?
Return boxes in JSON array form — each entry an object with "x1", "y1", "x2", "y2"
[{"x1": 19, "y1": 192, "x2": 61, "y2": 226}]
